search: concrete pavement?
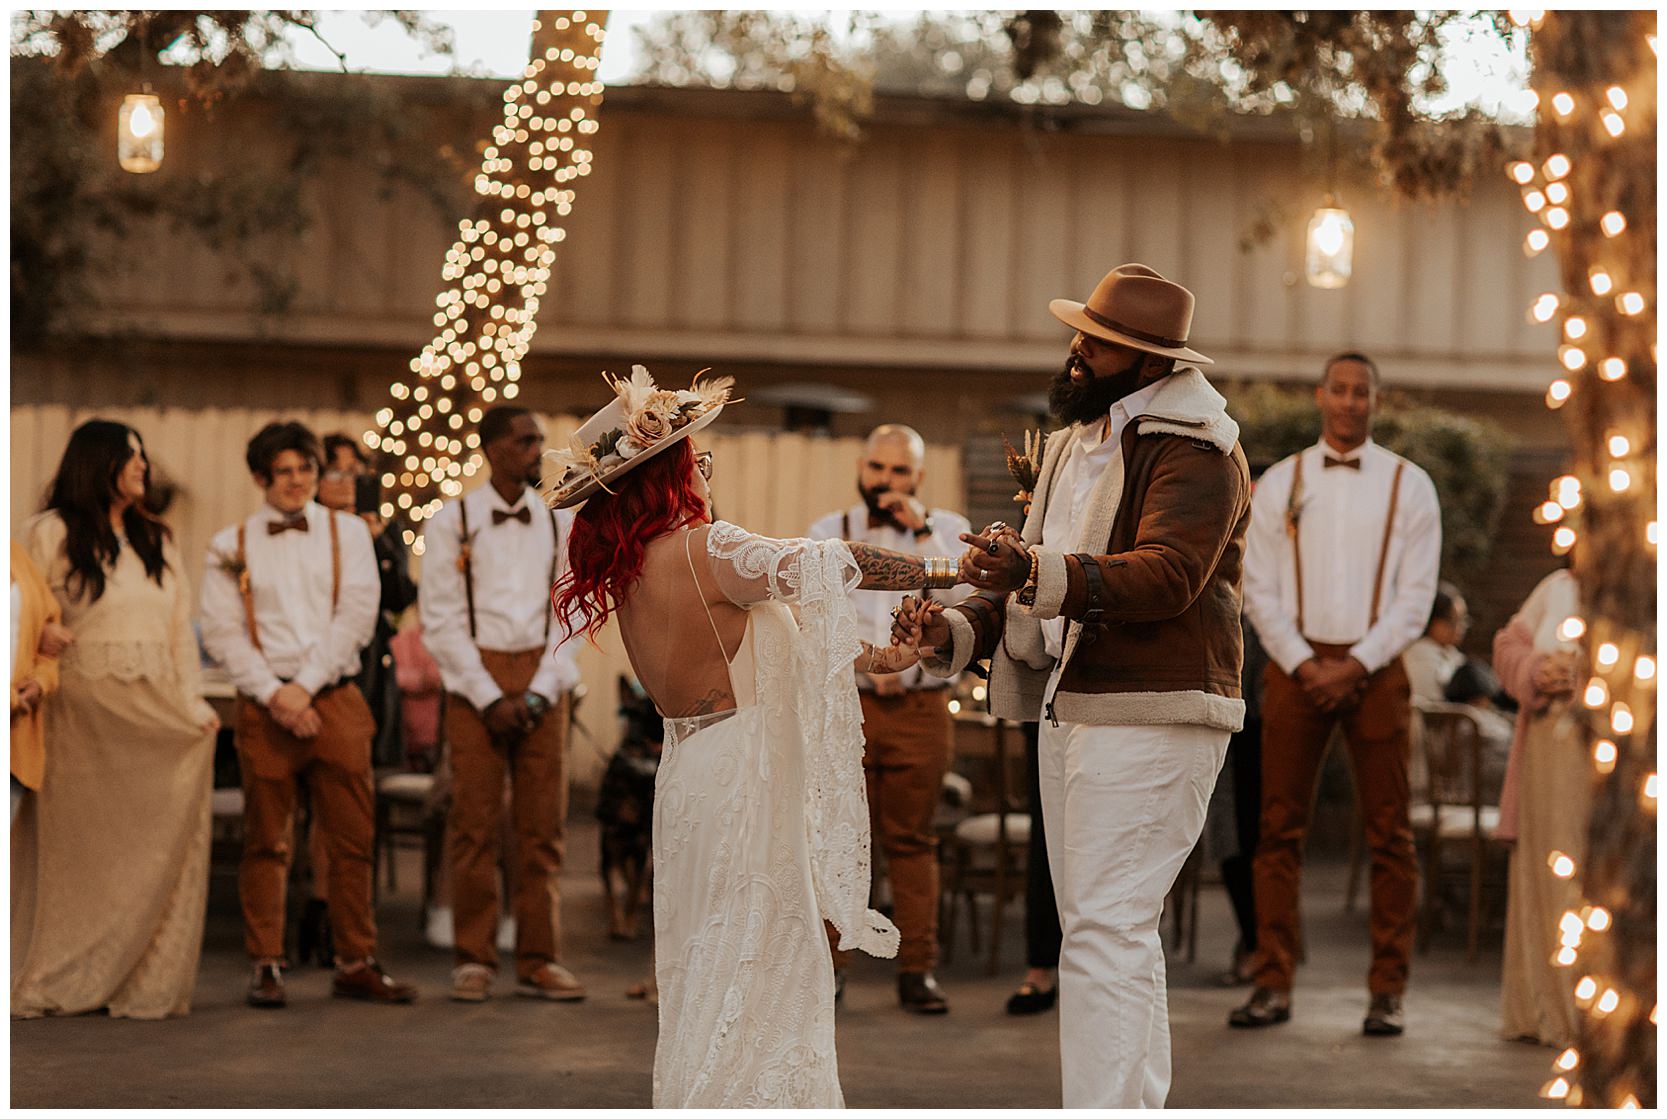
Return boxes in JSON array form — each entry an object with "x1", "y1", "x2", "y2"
[{"x1": 11, "y1": 819, "x2": 1556, "y2": 1108}]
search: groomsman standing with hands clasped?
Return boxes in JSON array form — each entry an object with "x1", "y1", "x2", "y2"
[
  {"x1": 420, "y1": 406, "x2": 584, "y2": 1004},
  {"x1": 201, "y1": 421, "x2": 418, "y2": 1009},
  {"x1": 1231, "y1": 352, "x2": 1441, "y2": 1038}
]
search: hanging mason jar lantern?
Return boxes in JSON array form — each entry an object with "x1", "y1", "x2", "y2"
[
  {"x1": 118, "y1": 92, "x2": 165, "y2": 174},
  {"x1": 1305, "y1": 194, "x2": 1354, "y2": 288}
]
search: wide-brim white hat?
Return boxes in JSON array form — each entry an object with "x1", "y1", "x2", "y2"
[{"x1": 540, "y1": 366, "x2": 733, "y2": 510}]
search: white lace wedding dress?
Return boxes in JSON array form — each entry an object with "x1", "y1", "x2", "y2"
[{"x1": 649, "y1": 522, "x2": 899, "y2": 1108}]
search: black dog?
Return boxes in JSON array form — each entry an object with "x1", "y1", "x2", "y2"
[{"x1": 596, "y1": 676, "x2": 662, "y2": 940}]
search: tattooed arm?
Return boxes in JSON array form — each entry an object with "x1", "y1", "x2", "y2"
[
  {"x1": 855, "y1": 640, "x2": 920, "y2": 675},
  {"x1": 848, "y1": 542, "x2": 969, "y2": 591}
]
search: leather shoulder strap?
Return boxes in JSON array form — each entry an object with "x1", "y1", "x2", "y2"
[
  {"x1": 328, "y1": 508, "x2": 340, "y2": 614},
  {"x1": 1369, "y1": 461, "x2": 1407, "y2": 626},
  {"x1": 545, "y1": 506, "x2": 560, "y2": 646},
  {"x1": 236, "y1": 522, "x2": 262, "y2": 652},
  {"x1": 459, "y1": 497, "x2": 477, "y2": 641},
  {"x1": 1287, "y1": 453, "x2": 1306, "y2": 639}
]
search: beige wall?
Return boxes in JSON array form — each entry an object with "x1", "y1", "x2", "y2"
[
  {"x1": 64, "y1": 82, "x2": 1560, "y2": 395},
  {"x1": 11, "y1": 403, "x2": 961, "y2": 787}
]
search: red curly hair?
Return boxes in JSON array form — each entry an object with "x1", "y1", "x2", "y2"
[{"x1": 554, "y1": 440, "x2": 709, "y2": 645}]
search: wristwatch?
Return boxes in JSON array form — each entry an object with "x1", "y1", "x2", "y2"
[
  {"x1": 913, "y1": 516, "x2": 935, "y2": 541},
  {"x1": 524, "y1": 692, "x2": 551, "y2": 719}
]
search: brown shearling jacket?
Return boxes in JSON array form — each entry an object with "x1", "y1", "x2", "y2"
[{"x1": 926, "y1": 367, "x2": 1251, "y2": 732}]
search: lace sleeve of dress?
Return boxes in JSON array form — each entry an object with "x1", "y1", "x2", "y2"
[
  {"x1": 705, "y1": 520, "x2": 859, "y2": 606},
  {"x1": 782, "y1": 531, "x2": 900, "y2": 959}
]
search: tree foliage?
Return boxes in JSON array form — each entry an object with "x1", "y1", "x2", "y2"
[
  {"x1": 8, "y1": 10, "x2": 473, "y2": 348},
  {"x1": 628, "y1": 10, "x2": 1524, "y2": 198}
]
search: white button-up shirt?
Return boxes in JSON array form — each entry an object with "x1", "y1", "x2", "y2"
[
  {"x1": 1243, "y1": 438, "x2": 1442, "y2": 676},
  {"x1": 1039, "y1": 377, "x2": 1167, "y2": 660},
  {"x1": 808, "y1": 502, "x2": 972, "y2": 691},
  {"x1": 200, "y1": 501, "x2": 379, "y2": 704},
  {"x1": 419, "y1": 483, "x2": 580, "y2": 711}
]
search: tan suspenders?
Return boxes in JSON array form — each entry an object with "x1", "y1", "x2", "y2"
[
  {"x1": 236, "y1": 510, "x2": 341, "y2": 652},
  {"x1": 1286, "y1": 451, "x2": 1406, "y2": 638},
  {"x1": 459, "y1": 495, "x2": 561, "y2": 646}
]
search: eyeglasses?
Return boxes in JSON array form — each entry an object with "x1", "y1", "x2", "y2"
[{"x1": 694, "y1": 450, "x2": 714, "y2": 480}]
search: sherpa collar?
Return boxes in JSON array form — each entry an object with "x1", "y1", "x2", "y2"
[{"x1": 1132, "y1": 366, "x2": 1239, "y2": 454}]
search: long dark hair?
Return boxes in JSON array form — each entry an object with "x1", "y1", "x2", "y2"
[{"x1": 44, "y1": 419, "x2": 172, "y2": 602}]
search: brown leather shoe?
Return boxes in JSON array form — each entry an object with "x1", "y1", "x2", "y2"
[
  {"x1": 898, "y1": 970, "x2": 949, "y2": 1015},
  {"x1": 247, "y1": 962, "x2": 286, "y2": 1009},
  {"x1": 1227, "y1": 986, "x2": 1291, "y2": 1028},
  {"x1": 332, "y1": 959, "x2": 418, "y2": 1004},
  {"x1": 1363, "y1": 993, "x2": 1405, "y2": 1036}
]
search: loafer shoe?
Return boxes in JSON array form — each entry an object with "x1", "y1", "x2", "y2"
[
  {"x1": 247, "y1": 962, "x2": 286, "y2": 1009},
  {"x1": 332, "y1": 959, "x2": 418, "y2": 1004},
  {"x1": 898, "y1": 970, "x2": 949, "y2": 1015},
  {"x1": 517, "y1": 963, "x2": 586, "y2": 1002},
  {"x1": 1227, "y1": 986, "x2": 1291, "y2": 1028},
  {"x1": 1363, "y1": 993, "x2": 1405, "y2": 1036},
  {"x1": 451, "y1": 963, "x2": 494, "y2": 1003},
  {"x1": 1005, "y1": 982, "x2": 1058, "y2": 1016}
]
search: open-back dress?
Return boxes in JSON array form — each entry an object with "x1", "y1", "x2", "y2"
[{"x1": 616, "y1": 520, "x2": 898, "y2": 1108}]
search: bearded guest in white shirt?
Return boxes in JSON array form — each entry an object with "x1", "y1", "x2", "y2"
[
  {"x1": 1230, "y1": 352, "x2": 1442, "y2": 1038},
  {"x1": 419, "y1": 406, "x2": 585, "y2": 1004},
  {"x1": 807, "y1": 424, "x2": 971, "y2": 1015},
  {"x1": 201, "y1": 421, "x2": 418, "y2": 1009}
]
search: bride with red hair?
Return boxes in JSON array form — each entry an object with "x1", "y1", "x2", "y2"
[{"x1": 548, "y1": 369, "x2": 965, "y2": 1107}]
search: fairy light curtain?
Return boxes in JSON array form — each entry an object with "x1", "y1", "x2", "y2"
[
  {"x1": 365, "y1": 10, "x2": 609, "y2": 555},
  {"x1": 1507, "y1": 9, "x2": 1656, "y2": 1109}
]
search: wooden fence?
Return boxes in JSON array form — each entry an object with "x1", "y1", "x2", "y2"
[{"x1": 10, "y1": 404, "x2": 963, "y2": 786}]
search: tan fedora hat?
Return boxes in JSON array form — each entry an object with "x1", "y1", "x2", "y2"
[
  {"x1": 539, "y1": 366, "x2": 734, "y2": 510},
  {"x1": 1048, "y1": 263, "x2": 1213, "y2": 365}
]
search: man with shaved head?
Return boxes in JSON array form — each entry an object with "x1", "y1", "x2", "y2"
[{"x1": 808, "y1": 424, "x2": 972, "y2": 1014}]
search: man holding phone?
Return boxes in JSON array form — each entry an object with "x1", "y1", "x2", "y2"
[{"x1": 321, "y1": 434, "x2": 418, "y2": 769}]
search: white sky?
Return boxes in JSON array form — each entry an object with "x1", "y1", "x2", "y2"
[{"x1": 275, "y1": 10, "x2": 1533, "y2": 121}]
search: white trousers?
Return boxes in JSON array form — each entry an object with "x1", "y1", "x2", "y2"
[{"x1": 1039, "y1": 718, "x2": 1230, "y2": 1109}]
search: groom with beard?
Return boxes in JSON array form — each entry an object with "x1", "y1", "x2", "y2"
[{"x1": 898, "y1": 264, "x2": 1251, "y2": 1107}]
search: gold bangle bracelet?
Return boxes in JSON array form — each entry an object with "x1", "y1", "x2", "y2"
[{"x1": 923, "y1": 555, "x2": 958, "y2": 589}]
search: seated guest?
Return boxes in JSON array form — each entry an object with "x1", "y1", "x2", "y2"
[
  {"x1": 1404, "y1": 582, "x2": 1512, "y2": 801},
  {"x1": 200, "y1": 420, "x2": 417, "y2": 1008}
]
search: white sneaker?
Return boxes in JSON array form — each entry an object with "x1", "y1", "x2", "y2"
[{"x1": 425, "y1": 907, "x2": 455, "y2": 950}]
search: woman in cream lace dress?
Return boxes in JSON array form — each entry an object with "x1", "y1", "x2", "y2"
[
  {"x1": 548, "y1": 370, "x2": 964, "y2": 1106},
  {"x1": 12, "y1": 420, "x2": 219, "y2": 1020}
]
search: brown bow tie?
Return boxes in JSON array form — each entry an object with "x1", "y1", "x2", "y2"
[
  {"x1": 267, "y1": 515, "x2": 309, "y2": 536},
  {"x1": 493, "y1": 507, "x2": 532, "y2": 526},
  {"x1": 1323, "y1": 455, "x2": 1361, "y2": 471}
]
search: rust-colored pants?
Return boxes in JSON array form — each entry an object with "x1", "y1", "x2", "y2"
[
  {"x1": 830, "y1": 688, "x2": 954, "y2": 973},
  {"x1": 236, "y1": 684, "x2": 378, "y2": 963},
  {"x1": 446, "y1": 649, "x2": 570, "y2": 979},
  {"x1": 1252, "y1": 645, "x2": 1417, "y2": 995}
]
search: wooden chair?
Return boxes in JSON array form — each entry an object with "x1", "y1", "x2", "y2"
[
  {"x1": 374, "y1": 769, "x2": 442, "y2": 903},
  {"x1": 940, "y1": 712, "x2": 1029, "y2": 975},
  {"x1": 1412, "y1": 701, "x2": 1502, "y2": 961},
  {"x1": 1164, "y1": 843, "x2": 1204, "y2": 964}
]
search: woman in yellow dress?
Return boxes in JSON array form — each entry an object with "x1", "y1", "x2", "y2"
[{"x1": 12, "y1": 420, "x2": 220, "y2": 1020}]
